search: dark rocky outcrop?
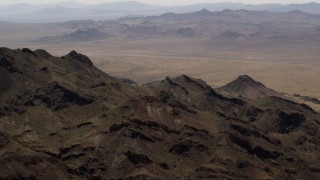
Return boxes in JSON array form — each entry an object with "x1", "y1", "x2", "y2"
[
  {"x1": 125, "y1": 151, "x2": 152, "y2": 165},
  {"x1": 277, "y1": 112, "x2": 305, "y2": 133},
  {"x1": 4, "y1": 82, "x2": 94, "y2": 112},
  {"x1": 0, "y1": 53, "x2": 17, "y2": 73},
  {"x1": 169, "y1": 139, "x2": 209, "y2": 156},
  {"x1": 33, "y1": 83, "x2": 94, "y2": 109},
  {"x1": 229, "y1": 134, "x2": 280, "y2": 159}
]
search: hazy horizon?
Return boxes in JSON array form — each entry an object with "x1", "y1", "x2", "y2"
[{"x1": 0, "y1": 0, "x2": 320, "y2": 6}]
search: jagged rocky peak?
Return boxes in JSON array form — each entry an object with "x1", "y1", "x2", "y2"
[
  {"x1": 62, "y1": 50, "x2": 93, "y2": 66},
  {"x1": 234, "y1": 74, "x2": 265, "y2": 86},
  {"x1": 34, "y1": 49, "x2": 52, "y2": 59}
]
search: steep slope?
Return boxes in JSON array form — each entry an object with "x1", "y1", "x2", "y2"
[
  {"x1": 217, "y1": 75, "x2": 281, "y2": 99},
  {"x1": 0, "y1": 48, "x2": 319, "y2": 179}
]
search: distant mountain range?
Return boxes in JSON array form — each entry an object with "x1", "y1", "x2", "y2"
[
  {"x1": 2, "y1": 1, "x2": 320, "y2": 22},
  {"x1": 174, "y1": 2, "x2": 320, "y2": 14},
  {"x1": 28, "y1": 9, "x2": 320, "y2": 47}
]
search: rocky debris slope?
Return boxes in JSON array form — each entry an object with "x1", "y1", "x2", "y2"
[{"x1": 0, "y1": 47, "x2": 319, "y2": 179}]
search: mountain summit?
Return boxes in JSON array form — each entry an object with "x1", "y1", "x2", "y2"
[{"x1": 217, "y1": 75, "x2": 281, "y2": 99}]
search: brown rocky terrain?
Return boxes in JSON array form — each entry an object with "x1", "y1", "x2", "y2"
[{"x1": 0, "y1": 47, "x2": 319, "y2": 179}]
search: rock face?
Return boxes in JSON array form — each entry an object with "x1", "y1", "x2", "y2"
[{"x1": 0, "y1": 48, "x2": 319, "y2": 179}]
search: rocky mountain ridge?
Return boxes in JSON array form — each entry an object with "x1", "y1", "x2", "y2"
[{"x1": 0, "y1": 47, "x2": 319, "y2": 179}]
